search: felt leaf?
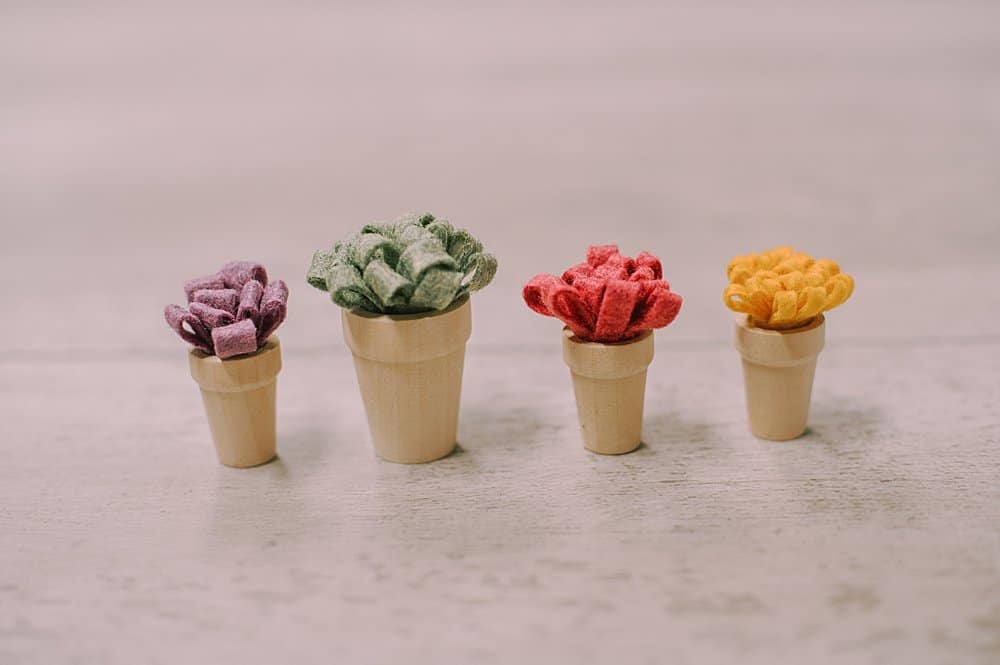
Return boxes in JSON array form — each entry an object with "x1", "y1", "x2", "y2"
[
  {"x1": 326, "y1": 264, "x2": 378, "y2": 312},
  {"x1": 409, "y1": 267, "x2": 464, "y2": 311},
  {"x1": 164, "y1": 304, "x2": 213, "y2": 354},
  {"x1": 364, "y1": 259, "x2": 414, "y2": 309},
  {"x1": 237, "y1": 280, "x2": 264, "y2": 325},
  {"x1": 593, "y1": 279, "x2": 641, "y2": 342},
  {"x1": 190, "y1": 302, "x2": 235, "y2": 329},
  {"x1": 184, "y1": 273, "x2": 225, "y2": 301},
  {"x1": 192, "y1": 288, "x2": 239, "y2": 314},
  {"x1": 220, "y1": 261, "x2": 268, "y2": 290},
  {"x1": 258, "y1": 280, "x2": 289, "y2": 343},
  {"x1": 396, "y1": 238, "x2": 458, "y2": 282},
  {"x1": 212, "y1": 319, "x2": 258, "y2": 359},
  {"x1": 307, "y1": 249, "x2": 336, "y2": 291}
]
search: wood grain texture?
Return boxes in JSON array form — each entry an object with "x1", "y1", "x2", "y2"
[{"x1": 2, "y1": 1, "x2": 999, "y2": 663}]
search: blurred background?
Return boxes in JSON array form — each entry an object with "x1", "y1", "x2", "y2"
[{"x1": 2, "y1": 0, "x2": 999, "y2": 352}]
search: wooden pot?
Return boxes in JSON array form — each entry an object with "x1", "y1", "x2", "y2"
[
  {"x1": 562, "y1": 328, "x2": 654, "y2": 455},
  {"x1": 342, "y1": 297, "x2": 471, "y2": 464},
  {"x1": 188, "y1": 337, "x2": 282, "y2": 467},
  {"x1": 734, "y1": 314, "x2": 825, "y2": 441}
]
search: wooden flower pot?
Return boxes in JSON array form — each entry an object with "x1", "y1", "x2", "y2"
[
  {"x1": 562, "y1": 328, "x2": 654, "y2": 455},
  {"x1": 342, "y1": 297, "x2": 471, "y2": 464},
  {"x1": 734, "y1": 314, "x2": 825, "y2": 441},
  {"x1": 188, "y1": 338, "x2": 282, "y2": 467}
]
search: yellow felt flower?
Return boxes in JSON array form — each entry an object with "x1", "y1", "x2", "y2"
[{"x1": 723, "y1": 246, "x2": 854, "y2": 329}]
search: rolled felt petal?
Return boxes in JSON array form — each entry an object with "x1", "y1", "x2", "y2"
[
  {"x1": 409, "y1": 267, "x2": 463, "y2": 311},
  {"x1": 212, "y1": 319, "x2": 259, "y2": 359},
  {"x1": 220, "y1": 261, "x2": 268, "y2": 290},
  {"x1": 593, "y1": 279, "x2": 642, "y2": 342},
  {"x1": 164, "y1": 304, "x2": 213, "y2": 354},
  {"x1": 237, "y1": 280, "x2": 264, "y2": 324},
  {"x1": 192, "y1": 288, "x2": 239, "y2": 314},
  {"x1": 183, "y1": 273, "x2": 225, "y2": 301},
  {"x1": 258, "y1": 280, "x2": 289, "y2": 343},
  {"x1": 308, "y1": 213, "x2": 496, "y2": 314},
  {"x1": 396, "y1": 238, "x2": 458, "y2": 282},
  {"x1": 522, "y1": 274, "x2": 561, "y2": 316},
  {"x1": 190, "y1": 301, "x2": 235, "y2": 329},
  {"x1": 523, "y1": 245, "x2": 681, "y2": 343}
]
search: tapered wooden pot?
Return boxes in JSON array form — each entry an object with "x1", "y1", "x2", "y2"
[
  {"x1": 734, "y1": 315, "x2": 825, "y2": 441},
  {"x1": 562, "y1": 328, "x2": 654, "y2": 455},
  {"x1": 188, "y1": 338, "x2": 282, "y2": 467},
  {"x1": 342, "y1": 297, "x2": 471, "y2": 463}
]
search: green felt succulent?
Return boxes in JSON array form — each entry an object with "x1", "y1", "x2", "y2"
[{"x1": 307, "y1": 213, "x2": 498, "y2": 314}]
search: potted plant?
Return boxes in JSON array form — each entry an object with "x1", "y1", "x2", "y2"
[
  {"x1": 523, "y1": 245, "x2": 682, "y2": 455},
  {"x1": 723, "y1": 246, "x2": 854, "y2": 440},
  {"x1": 164, "y1": 261, "x2": 288, "y2": 467},
  {"x1": 307, "y1": 212, "x2": 497, "y2": 463}
]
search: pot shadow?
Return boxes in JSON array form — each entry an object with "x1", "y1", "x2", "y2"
[
  {"x1": 801, "y1": 399, "x2": 886, "y2": 449},
  {"x1": 458, "y1": 404, "x2": 564, "y2": 457},
  {"x1": 642, "y1": 411, "x2": 722, "y2": 453}
]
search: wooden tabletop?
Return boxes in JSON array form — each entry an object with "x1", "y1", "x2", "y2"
[{"x1": 3, "y1": 2, "x2": 999, "y2": 663}]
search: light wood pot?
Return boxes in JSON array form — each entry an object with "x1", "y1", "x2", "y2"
[
  {"x1": 734, "y1": 314, "x2": 825, "y2": 441},
  {"x1": 562, "y1": 328, "x2": 654, "y2": 455},
  {"x1": 342, "y1": 297, "x2": 471, "y2": 464},
  {"x1": 188, "y1": 338, "x2": 282, "y2": 467}
]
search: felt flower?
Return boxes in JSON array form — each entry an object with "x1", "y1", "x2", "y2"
[
  {"x1": 307, "y1": 212, "x2": 497, "y2": 314},
  {"x1": 164, "y1": 261, "x2": 289, "y2": 359},
  {"x1": 523, "y1": 245, "x2": 682, "y2": 343},
  {"x1": 723, "y1": 246, "x2": 854, "y2": 329}
]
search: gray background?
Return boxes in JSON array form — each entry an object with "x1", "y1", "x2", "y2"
[{"x1": 2, "y1": 2, "x2": 999, "y2": 663}]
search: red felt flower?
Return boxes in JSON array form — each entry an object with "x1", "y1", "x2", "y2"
[{"x1": 523, "y1": 245, "x2": 682, "y2": 343}]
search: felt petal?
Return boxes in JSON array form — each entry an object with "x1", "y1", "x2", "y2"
[
  {"x1": 237, "y1": 280, "x2": 264, "y2": 324},
  {"x1": 561, "y1": 261, "x2": 593, "y2": 284},
  {"x1": 396, "y1": 238, "x2": 458, "y2": 282},
  {"x1": 549, "y1": 285, "x2": 596, "y2": 340},
  {"x1": 184, "y1": 273, "x2": 225, "y2": 301},
  {"x1": 192, "y1": 288, "x2": 239, "y2": 314},
  {"x1": 164, "y1": 304, "x2": 212, "y2": 354},
  {"x1": 410, "y1": 267, "x2": 464, "y2": 311},
  {"x1": 634, "y1": 251, "x2": 662, "y2": 280},
  {"x1": 212, "y1": 319, "x2": 259, "y2": 359},
  {"x1": 363, "y1": 259, "x2": 414, "y2": 309},
  {"x1": 220, "y1": 261, "x2": 268, "y2": 290},
  {"x1": 189, "y1": 302, "x2": 235, "y2": 330},
  {"x1": 326, "y1": 264, "x2": 379, "y2": 312},
  {"x1": 593, "y1": 279, "x2": 641, "y2": 342},
  {"x1": 587, "y1": 245, "x2": 619, "y2": 267},
  {"x1": 522, "y1": 274, "x2": 561, "y2": 316},
  {"x1": 257, "y1": 280, "x2": 288, "y2": 343},
  {"x1": 626, "y1": 285, "x2": 682, "y2": 336},
  {"x1": 307, "y1": 249, "x2": 336, "y2": 291},
  {"x1": 569, "y1": 276, "x2": 607, "y2": 317}
]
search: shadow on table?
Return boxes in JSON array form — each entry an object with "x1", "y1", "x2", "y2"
[
  {"x1": 458, "y1": 404, "x2": 562, "y2": 456},
  {"x1": 642, "y1": 411, "x2": 722, "y2": 451},
  {"x1": 804, "y1": 399, "x2": 886, "y2": 447}
]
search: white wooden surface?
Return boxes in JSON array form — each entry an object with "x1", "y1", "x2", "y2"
[{"x1": 2, "y1": 2, "x2": 999, "y2": 663}]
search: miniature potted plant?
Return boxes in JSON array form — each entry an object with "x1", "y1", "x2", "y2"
[
  {"x1": 723, "y1": 246, "x2": 854, "y2": 440},
  {"x1": 164, "y1": 261, "x2": 288, "y2": 467},
  {"x1": 307, "y1": 213, "x2": 497, "y2": 463},
  {"x1": 523, "y1": 245, "x2": 682, "y2": 454}
]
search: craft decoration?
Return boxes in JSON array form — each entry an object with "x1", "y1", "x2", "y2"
[
  {"x1": 725, "y1": 246, "x2": 854, "y2": 440},
  {"x1": 307, "y1": 212, "x2": 497, "y2": 314},
  {"x1": 164, "y1": 261, "x2": 288, "y2": 359},
  {"x1": 523, "y1": 245, "x2": 681, "y2": 455},
  {"x1": 723, "y1": 246, "x2": 853, "y2": 330},
  {"x1": 311, "y1": 213, "x2": 495, "y2": 463},
  {"x1": 523, "y1": 245, "x2": 682, "y2": 343},
  {"x1": 165, "y1": 261, "x2": 287, "y2": 467}
]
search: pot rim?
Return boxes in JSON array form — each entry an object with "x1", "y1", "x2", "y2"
[{"x1": 562, "y1": 327, "x2": 653, "y2": 348}]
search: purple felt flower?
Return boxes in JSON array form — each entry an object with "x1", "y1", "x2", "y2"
[{"x1": 165, "y1": 261, "x2": 288, "y2": 358}]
